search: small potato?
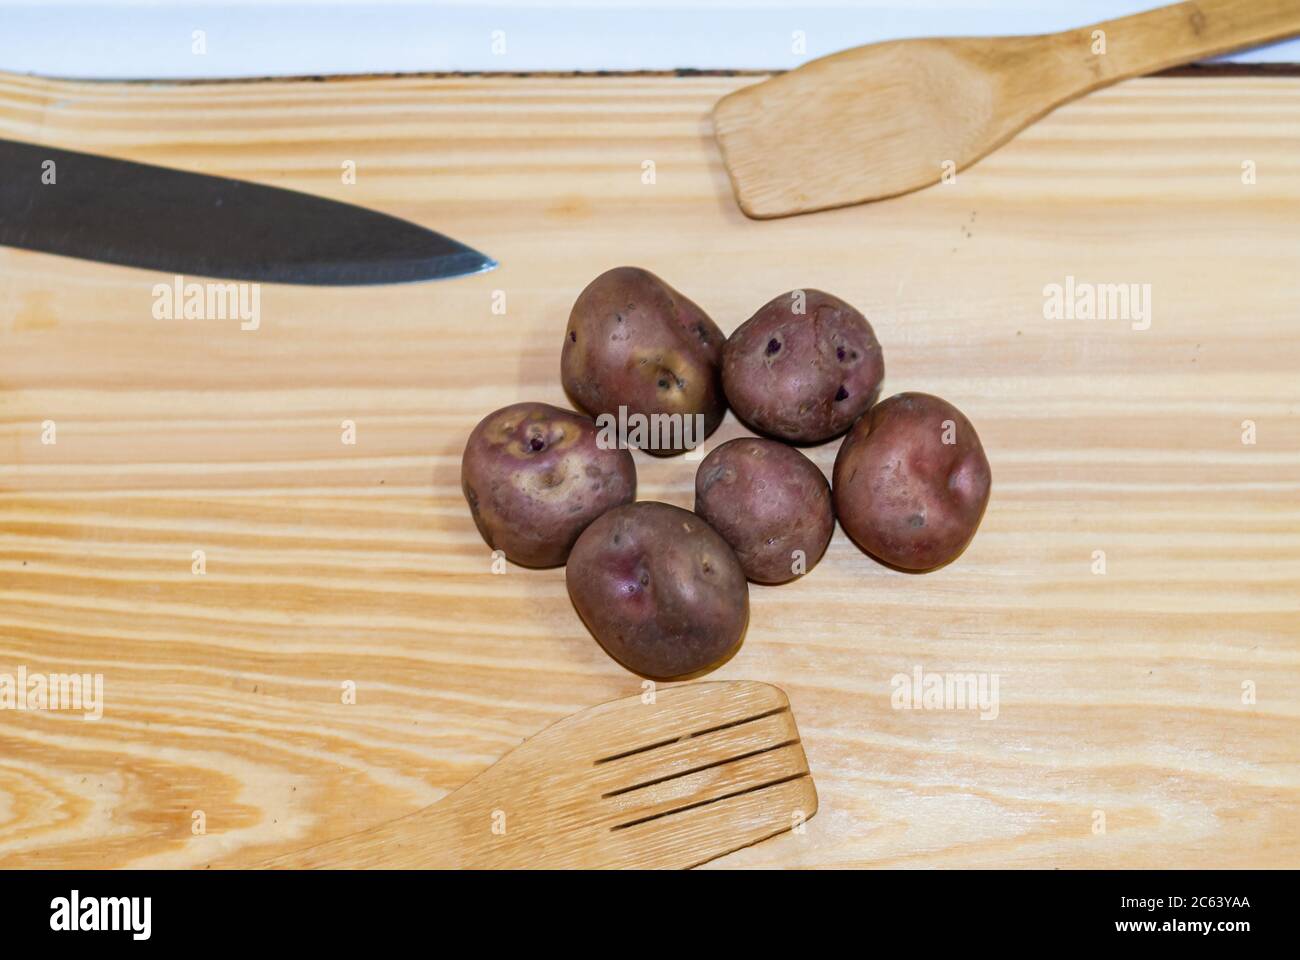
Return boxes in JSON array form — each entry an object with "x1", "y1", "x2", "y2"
[
  {"x1": 561, "y1": 267, "x2": 726, "y2": 454},
  {"x1": 566, "y1": 501, "x2": 748, "y2": 679},
  {"x1": 722, "y1": 289, "x2": 884, "y2": 443},
  {"x1": 832, "y1": 393, "x2": 991, "y2": 571},
  {"x1": 694, "y1": 438, "x2": 833, "y2": 584},
  {"x1": 461, "y1": 402, "x2": 636, "y2": 568}
]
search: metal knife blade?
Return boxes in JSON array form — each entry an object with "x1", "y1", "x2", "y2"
[{"x1": 0, "y1": 138, "x2": 496, "y2": 285}]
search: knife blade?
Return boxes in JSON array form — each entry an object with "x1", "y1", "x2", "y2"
[{"x1": 0, "y1": 138, "x2": 496, "y2": 285}]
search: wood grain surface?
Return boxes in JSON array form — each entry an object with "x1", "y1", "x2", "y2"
[{"x1": 0, "y1": 71, "x2": 1297, "y2": 869}]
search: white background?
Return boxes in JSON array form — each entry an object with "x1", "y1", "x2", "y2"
[{"x1": 2, "y1": 0, "x2": 1297, "y2": 80}]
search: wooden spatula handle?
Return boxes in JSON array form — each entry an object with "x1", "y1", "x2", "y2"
[
  {"x1": 262, "y1": 801, "x2": 462, "y2": 869},
  {"x1": 1079, "y1": 0, "x2": 1300, "y2": 79}
]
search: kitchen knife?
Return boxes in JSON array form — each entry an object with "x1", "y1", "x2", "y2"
[{"x1": 0, "y1": 138, "x2": 496, "y2": 285}]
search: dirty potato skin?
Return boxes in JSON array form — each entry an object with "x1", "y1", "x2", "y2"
[
  {"x1": 694, "y1": 438, "x2": 834, "y2": 584},
  {"x1": 566, "y1": 502, "x2": 749, "y2": 679},
  {"x1": 722, "y1": 289, "x2": 884, "y2": 443},
  {"x1": 832, "y1": 393, "x2": 991, "y2": 571},
  {"x1": 461, "y1": 402, "x2": 636, "y2": 568},
  {"x1": 561, "y1": 267, "x2": 726, "y2": 455}
]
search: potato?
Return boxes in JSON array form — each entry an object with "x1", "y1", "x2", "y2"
[
  {"x1": 722, "y1": 289, "x2": 884, "y2": 443},
  {"x1": 566, "y1": 501, "x2": 748, "y2": 678},
  {"x1": 832, "y1": 392, "x2": 991, "y2": 571},
  {"x1": 561, "y1": 267, "x2": 726, "y2": 455},
  {"x1": 461, "y1": 402, "x2": 636, "y2": 568},
  {"x1": 694, "y1": 438, "x2": 834, "y2": 584}
]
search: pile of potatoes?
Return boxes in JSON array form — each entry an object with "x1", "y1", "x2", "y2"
[{"x1": 461, "y1": 267, "x2": 991, "y2": 680}]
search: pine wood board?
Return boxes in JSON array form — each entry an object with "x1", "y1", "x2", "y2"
[{"x1": 0, "y1": 71, "x2": 1297, "y2": 869}]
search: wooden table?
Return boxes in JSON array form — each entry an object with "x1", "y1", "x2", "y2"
[{"x1": 1, "y1": 70, "x2": 1297, "y2": 868}]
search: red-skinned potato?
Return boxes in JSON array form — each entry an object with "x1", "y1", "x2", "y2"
[
  {"x1": 561, "y1": 267, "x2": 726, "y2": 455},
  {"x1": 833, "y1": 393, "x2": 991, "y2": 571},
  {"x1": 722, "y1": 289, "x2": 884, "y2": 443},
  {"x1": 461, "y1": 402, "x2": 636, "y2": 568},
  {"x1": 694, "y1": 438, "x2": 834, "y2": 584},
  {"x1": 566, "y1": 501, "x2": 748, "y2": 679}
]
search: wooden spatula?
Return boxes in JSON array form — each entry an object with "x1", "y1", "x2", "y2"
[
  {"x1": 264, "y1": 681, "x2": 816, "y2": 869},
  {"x1": 713, "y1": 0, "x2": 1300, "y2": 218}
]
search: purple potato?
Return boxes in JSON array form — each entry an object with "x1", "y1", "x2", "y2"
[
  {"x1": 461, "y1": 402, "x2": 635, "y2": 568},
  {"x1": 561, "y1": 267, "x2": 726, "y2": 455},
  {"x1": 566, "y1": 501, "x2": 748, "y2": 678},
  {"x1": 833, "y1": 393, "x2": 991, "y2": 571},
  {"x1": 722, "y1": 289, "x2": 884, "y2": 443},
  {"x1": 694, "y1": 437, "x2": 834, "y2": 584}
]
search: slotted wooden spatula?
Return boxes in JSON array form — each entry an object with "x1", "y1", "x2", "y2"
[
  {"x1": 265, "y1": 681, "x2": 816, "y2": 869},
  {"x1": 713, "y1": 0, "x2": 1300, "y2": 218}
]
